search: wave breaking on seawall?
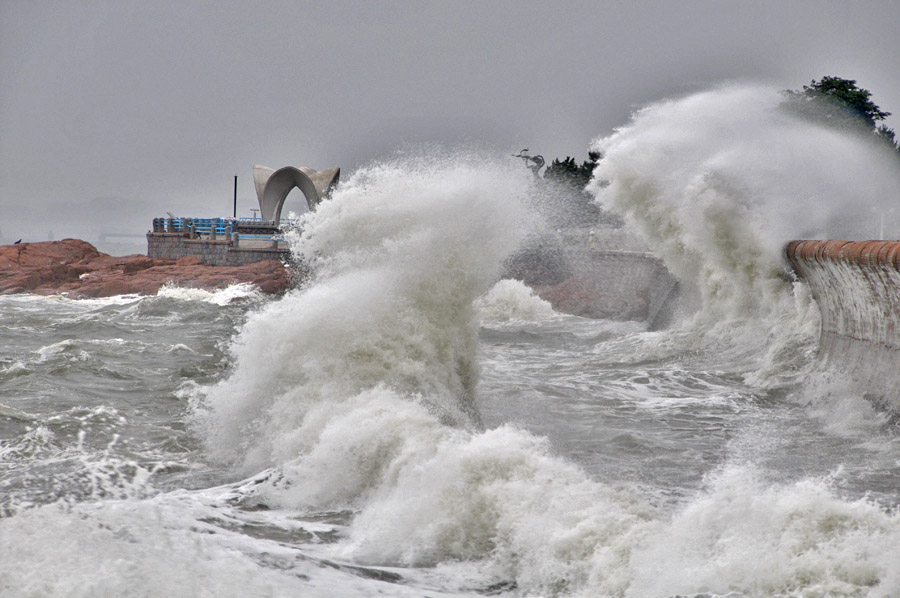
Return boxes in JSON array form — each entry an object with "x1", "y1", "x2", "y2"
[
  {"x1": 787, "y1": 240, "x2": 900, "y2": 413},
  {"x1": 589, "y1": 82, "x2": 900, "y2": 391}
]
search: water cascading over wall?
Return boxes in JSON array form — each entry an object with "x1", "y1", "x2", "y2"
[{"x1": 786, "y1": 240, "x2": 900, "y2": 411}]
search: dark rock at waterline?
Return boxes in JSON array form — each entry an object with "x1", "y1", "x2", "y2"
[{"x1": 0, "y1": 239, "x2": 290, "y2": 298}]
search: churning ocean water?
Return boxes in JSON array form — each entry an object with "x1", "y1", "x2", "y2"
[{"x1": 3, "y1": 85, "x2": 900, "y2": 597}]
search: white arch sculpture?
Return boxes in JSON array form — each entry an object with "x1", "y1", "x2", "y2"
[{"x1": 252, "y1": 165, "x2": 341, "y2": 226}]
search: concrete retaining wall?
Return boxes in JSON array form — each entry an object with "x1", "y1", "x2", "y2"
[
  {"x1": 786, "y1": 240, "x2": 900, "y2": 412},
  {"x1": 565, "y1": 248, "x2": 678, "y2": 327},
  {"x1": 147, "y1": 233, "x2": 290, "y2": 266}
]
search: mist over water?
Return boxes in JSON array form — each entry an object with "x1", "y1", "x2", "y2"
[{"x1": 3, "y1": 91, "x2": 900, "y2": 597}]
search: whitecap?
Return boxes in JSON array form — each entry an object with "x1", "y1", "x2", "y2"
[
  {"x1": 477, "y1": 278, "x2": 556, "y2": 322},
  {"x1": 156, "y1": 282, "x2": 264, "y2": 305}
]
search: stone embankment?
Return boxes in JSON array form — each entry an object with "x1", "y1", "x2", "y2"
[
  {"x1": 0, "y1": 239, "x2": 289, "y2": 298},
  {"x1": 503, "y1": 232, "x2": 678, "y2": 326},
  {"x1": 786, "y1": 240, "x2": 900, "y2": 412}
]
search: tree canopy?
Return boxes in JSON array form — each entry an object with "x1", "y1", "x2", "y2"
[
  {"x1": 543, "y1": 151, "x2": 602, "y2": 189},
  {"x1": 534, "y1": 151, "x2": 609, "y2": 227},
  {"x1": 783, "y1": 76, "x2": 898, "y2": 153}
]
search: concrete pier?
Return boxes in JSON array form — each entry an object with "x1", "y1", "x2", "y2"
[
  {"x1": 147, "y1": 233, "x2": 288, "y2": 266},
  {"x1": 145, "y1": 163, "x2": 338, "y2": 267},
  {"x1": 147, "y1": 217, "x2": 290, "y2": 266}
]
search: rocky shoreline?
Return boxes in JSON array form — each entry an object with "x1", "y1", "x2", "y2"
[
  {"x1": 0, "y1": 239, "x2": 290, "y2": 298},
  {"x1": 1, "y1": 239, "x2": 674, "y2": 325}
]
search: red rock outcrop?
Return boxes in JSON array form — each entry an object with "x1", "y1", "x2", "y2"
[{"x1": 0, "y1": 239, "x2": 290, "y2": 298}]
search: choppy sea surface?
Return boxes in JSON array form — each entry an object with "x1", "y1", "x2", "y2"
[
  {"x1": 3, "y1": 276, "x2": 899, "y2": 598},
  {"x1": 4, "y1": 86, "x2": 900, "y2": 597}
]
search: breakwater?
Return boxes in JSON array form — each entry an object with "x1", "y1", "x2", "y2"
[
  {"x1": 786, "y1": 240, "x2": 900, "y2": 412},
  {"x1": 502, "y1": 230, "x2": 678, "y2": 326}
]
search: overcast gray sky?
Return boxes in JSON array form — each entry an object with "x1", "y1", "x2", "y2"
[{"x1": 2, "y1": 0, "x2": 898, "y2": 251}]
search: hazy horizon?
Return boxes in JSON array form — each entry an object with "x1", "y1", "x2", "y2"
[{"x1": 2, "y1": 0, "x2": 898, "y2": 253}]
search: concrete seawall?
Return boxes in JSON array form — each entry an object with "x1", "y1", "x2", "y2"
[
  {"x1": 147, "y1": 233, "x2": 290, "y2": 266},
  {"x1": 502, "y1": 230, "x2": 678, "y2": 326},
  {"x1": 786, "y1": 240, "x2": 900, "y2": 412},
  {"x1": 560, "y1": 247, "x2": 678, "y2": 327}
]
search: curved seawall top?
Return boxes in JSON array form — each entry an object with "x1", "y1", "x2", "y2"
[{"x1": 786, "y1": 240, "x2": 900, "y2": 412}]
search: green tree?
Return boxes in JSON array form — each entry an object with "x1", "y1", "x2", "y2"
[
  {"x1": 877, "y1": 123, "x2": 899, "y2": 151},
  {"x1": 543, "y1": 151, "x2": 602, "y2": 189},
  {"x1": 783, "y1": 76, "x2": 898, "y2": 153},
  {"x1": 538, "y1": 151, "x2": 606, "y2": 227}
]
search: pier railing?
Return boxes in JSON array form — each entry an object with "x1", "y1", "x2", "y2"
[
  {"x1": 152, "y1": 217, "x2": 300, "y2": 234},
  {"x1": 152, "y1": 217, "x2": 237, "y2": 235},
  {"x1": 150, "y1": 216, "x2": 293, "y2": 249}
]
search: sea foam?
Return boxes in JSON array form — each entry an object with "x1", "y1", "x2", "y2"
[{"x1": 185, "y1": 117, "x2": 900, "y2": 596}]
